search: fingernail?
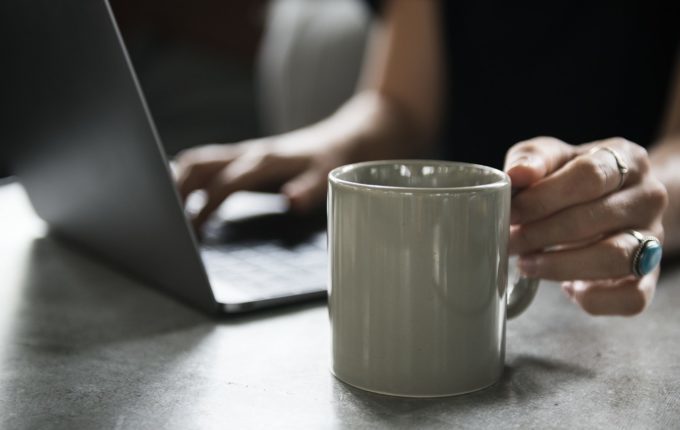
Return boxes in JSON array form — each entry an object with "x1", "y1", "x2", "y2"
[
  {"x1": 506, "y1": 156, "x2": 527, "y2": 171},
  {"x1": 518, "y1": 256, "x2": 539, "y2": 277},
  {"x1": 508, "y1": 155, "x2": 543, "y2": 171},
  {"x1": 561, "y1": 282, "x2": 574, "y2": 299}
]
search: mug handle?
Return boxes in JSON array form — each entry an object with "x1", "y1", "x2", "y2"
[
  {"x1": 506, "y1": 188, "x2": 540, "y2": 319},
  {"x1": 506, "y1": 275, "x2": 540, "y2": 319}
]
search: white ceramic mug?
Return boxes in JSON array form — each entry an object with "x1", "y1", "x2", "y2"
[{"x1": 327, "y1": 160, "x2": 539, "y2": 397}]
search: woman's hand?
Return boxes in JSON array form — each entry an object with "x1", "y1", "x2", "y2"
[
  {"x1": 505, "y1": 137, "x2": 668, "y2": 316},
  {"x1": 174, "y1": 130, "x2": 346, "y2": 230}
]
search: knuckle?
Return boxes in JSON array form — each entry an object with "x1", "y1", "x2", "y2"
[
  {"x1": 608, "y1": 236, "x2": 633, "y2": 267},
  {"x1": 254, "y1": 147, "x2": 286, "y2": 165},
  {"x1": 533, "y1": 135, "x2": 563, "y2": 145},
  {"x1": 179, "y1": 162, "x2": 200, "y2": 180},
  {"x1": 625, "y1": 141, "x2": 650, "y2": 173},
  {"x1": 214, "y1": 168, "x2": 232, "y2": 187},
  {"x1": 605, "y1": 137, "x2": 639, "y2": 158},
  {"x1": 605, "y1": 136, "x2": 632, "y2": 149},
  {"x1": 513, "y1": 136, "x2": 560, "y2": 153},
  {"x1": 175, "y1": 148, "x2": 190, "y2": 161},
  {"x1": 575, "y1": 157, "x2": 608, "y2": 196},
  {"x1": 636, "y1": 151, "x2": 651, "y2": 175},
  {"x1": 175, "y1": 150, "x2": 195, "y2": 169},
  {"x1": 645, "y1": 180, "x2": 669, "y2": 212},
  {"x1": 258, "y1": 152, "x2": 278, "y2": 165},
  {"x1": 510, "y1": 140, "x2": 542, "y2": 155},
  {"x1": 177, "y1": 145, "x2": 225, "y2": 167},
  {"x1": 243, "y1": 150, "x2": 278, "y2": 170},
  {"x1": 606, "y1": 137, "x2": 650, "y2": 175},
  {"x1": 633, "y1": 143, "x2": 649, "y2": 160}
]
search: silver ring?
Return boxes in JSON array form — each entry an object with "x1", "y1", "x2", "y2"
[
  {"x1": 627, "y1": 229, "x2": 663, "y2": 278},
  {"x1": 589, "y1": 146, "x2": 629, "y2": 191}
]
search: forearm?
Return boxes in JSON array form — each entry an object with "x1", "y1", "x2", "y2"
[
  {"x1": 278, "y1": 0, "x2": 443, "y2": 165},
  {"x1": 310, "y1": 91, "x2": 432, "y2": 163},
  {"x1": 650, "y1": 135, "x2": 680, "y2": 254}
]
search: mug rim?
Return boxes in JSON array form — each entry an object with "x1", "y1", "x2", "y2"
[{"x1": 328, "y1": 160, "x2": 510, "y2": 193}]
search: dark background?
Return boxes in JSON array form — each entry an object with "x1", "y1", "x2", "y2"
[{"x1": 0, "y1": 0, "x2": 269, "y2": 178}]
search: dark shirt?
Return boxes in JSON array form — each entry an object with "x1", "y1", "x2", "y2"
[{"x1": 367, "y1": 0, "x2": 680, "y2": 169}]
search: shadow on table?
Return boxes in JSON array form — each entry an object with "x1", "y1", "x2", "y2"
[
  {"x1": 332, "y1": 354, "x2": 595, "y2": 427},
  {"x1": 11, "y1": 236, "x2": 212, "y2": 347},
  {"x1": 16, "y1": 235, "x2": 325, "y2": 334},
  {"x1": 1, "y1": 236, "x2": 224, "y2": 428}
]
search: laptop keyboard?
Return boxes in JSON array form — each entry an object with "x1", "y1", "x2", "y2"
[{"x1": 200, "y1": 231, "x2": 328, "y2": 300}]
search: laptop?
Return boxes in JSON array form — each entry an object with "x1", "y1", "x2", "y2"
[{"x1": 2, "y1": 0, "x2": 327, "y2": 313}]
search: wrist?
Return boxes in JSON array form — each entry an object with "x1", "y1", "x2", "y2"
[
  {"x1": 328, "y1": 91, "x2": 430, "y2": 164},
  {"x1": 650, "y1": 136, "x2": 680, "y2": 254}
]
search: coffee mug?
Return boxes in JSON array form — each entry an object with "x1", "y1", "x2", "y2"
[{"x1": 327, "y1": 160, "x2": 539, "y2": 397}]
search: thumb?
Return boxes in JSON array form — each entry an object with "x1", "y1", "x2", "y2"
[
  {"x1": 504, "y1": 137, "x2": 576, "y2": 188},
  {"x1": 281, "y1": 168, "x2": 328, "y2": 214}
]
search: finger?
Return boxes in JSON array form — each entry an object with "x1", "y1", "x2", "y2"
[
  {"x1": 191, "y1": 157, "x2": 272, "y2": 230},
  {"x1": 281, "y1": 168, "x2": 328, "y2": 213},
  {"x1": 175, "y1": 144, "x2": 241, "y2": 202},
  {"x1": 518, "y1": 228, "x2": 663, "y2": 281},
  {"x1": 575, "y1": 136, "x2": 650, "y2": 166},
  {"x1": 504, "y1": 137, "x2": 577, "y2": 189},
  {"x1": 511, "y1": 139, "x2": 646, "y2": 224},
  {"x1": 561, "y1": 269, "x2": 657, "y2": 316},
  {"x1": 191, "y1": 154, "x2": 307, "y2": 230},
  {"x1": 510, "y1": 179, "x2": 668, "y2": 255},
  {"x1": 176, "y1": 162, "x2": 227, "y2": 203}
]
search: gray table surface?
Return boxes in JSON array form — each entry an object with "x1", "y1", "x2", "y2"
[{"x1": 0, "y1": 181, "x2": 679, "y2": 430}]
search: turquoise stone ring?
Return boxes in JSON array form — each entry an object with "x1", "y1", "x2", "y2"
[{"x1": 628, "y1": 230, "x2": 663, "y2": 278}]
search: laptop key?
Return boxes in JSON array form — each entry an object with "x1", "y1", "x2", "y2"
[{"x1": 200, "y1": 237, "x2": 327, "y2": 301}]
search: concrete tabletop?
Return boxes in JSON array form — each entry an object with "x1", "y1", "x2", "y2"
[{"x1": 0, "y1": 181, "x2": 679, "y2": 429}]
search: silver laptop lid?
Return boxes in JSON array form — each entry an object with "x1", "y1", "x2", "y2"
[{"x1": 4, "y1": 0, "x2": 218, "y2": 312}]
